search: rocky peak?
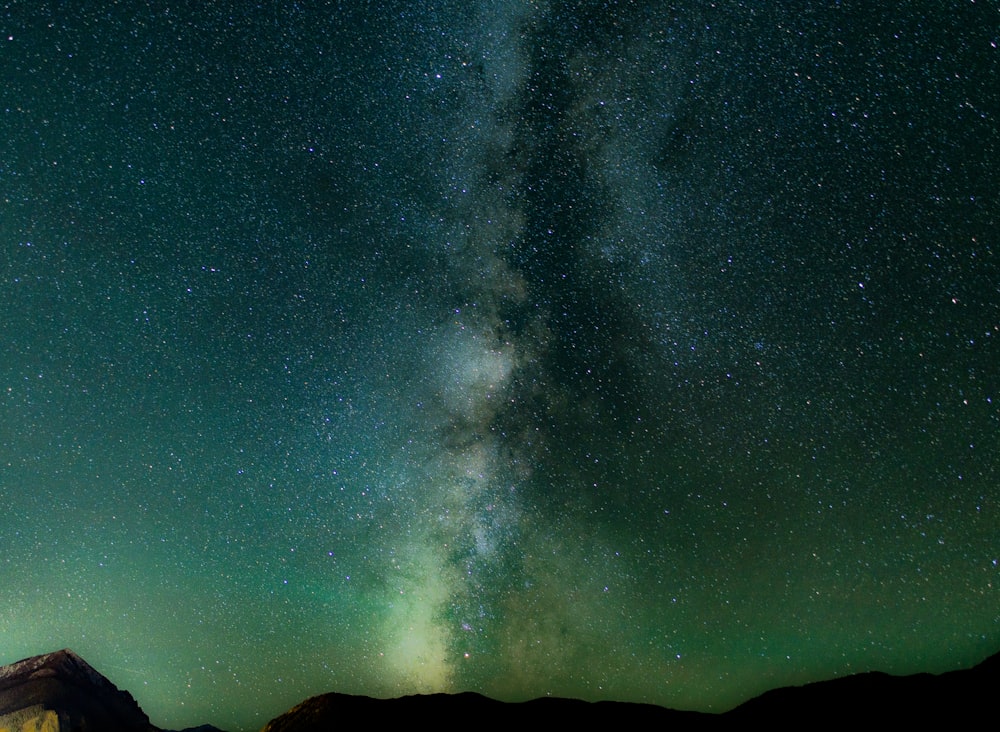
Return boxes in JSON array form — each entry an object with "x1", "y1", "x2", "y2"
[
  {"x1": 0, "y1": 649, "x2": 108, "y2": 691},
  {"x1": 0, "y1": 648, "x2": 156, "y2": 731}
]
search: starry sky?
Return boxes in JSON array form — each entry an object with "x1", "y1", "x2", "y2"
[{"x1": 1, "y1": 2, "x2": 998, "y2": 730}]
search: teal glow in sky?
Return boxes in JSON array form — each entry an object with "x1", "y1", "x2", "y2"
[{"x1": 1, "y1": 2, "x2": 998, "y2": 730}]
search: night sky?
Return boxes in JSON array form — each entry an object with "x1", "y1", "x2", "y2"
[{"x1": 2, "y1": 2, "x2": 998, "y2": 730}]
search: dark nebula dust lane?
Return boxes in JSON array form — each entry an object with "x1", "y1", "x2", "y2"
[{"x1": 1, "y1": 2, "x2": 998, "y2": 731}]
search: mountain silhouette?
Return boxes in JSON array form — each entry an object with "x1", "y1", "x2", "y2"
[
  {"x1": 1, "y1": 648, "x2": 997, "y2": 731},
  {"x1": 260, "y1": 652, "x2": 1000, "y2": 730}
]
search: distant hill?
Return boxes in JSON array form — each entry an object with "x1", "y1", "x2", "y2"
[
  {"x1": 259, "y1": 691, "x2": 707, "y2": 731},
  {"x1": 260, "y1": 652, "x2": 1000, "y2": 730},
  {"x1": 1, "y1": 648, "x2": 996, "y2": 731},
  {"x1": 726, "y1": 650, "x2": 1000, "y2": 725}
]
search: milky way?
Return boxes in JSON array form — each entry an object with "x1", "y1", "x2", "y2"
[{"x1": 1, "y1": 2, "x2": 998, "y2": 731}]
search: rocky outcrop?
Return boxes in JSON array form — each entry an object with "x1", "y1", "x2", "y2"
[{"x1": 0, "y1": 649, "x2": 156, "y2": 732}]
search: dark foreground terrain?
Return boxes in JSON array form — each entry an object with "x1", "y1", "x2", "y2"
[{"x1": 1, "y1": 648, "x2": 996, "y2": 731}]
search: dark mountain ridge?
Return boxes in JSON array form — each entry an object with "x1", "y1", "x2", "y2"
[
  {"x1": 260, "y1": 651, "x2": 999, "y2": 730},
  {"x1": 725, "y1": 650, "x2": 1000, "y2": 725},
  {"x1": 0, "y1": 648, "x2": 996, "y2": 731}
]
